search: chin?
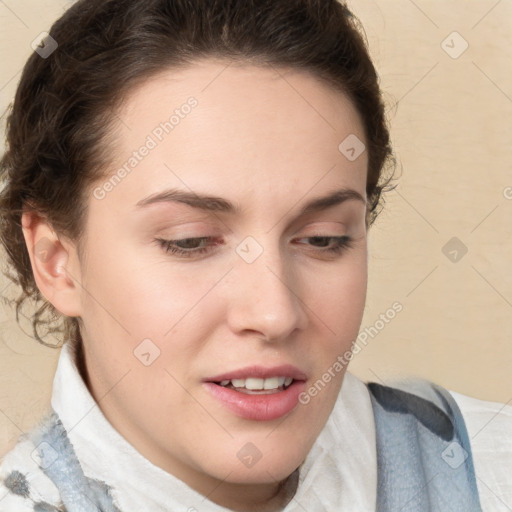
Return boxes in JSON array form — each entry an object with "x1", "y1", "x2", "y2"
[{"x1": 208, "y1": 448, "x2": 306, "y2": 485}]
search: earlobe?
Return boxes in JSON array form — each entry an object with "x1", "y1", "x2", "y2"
[{"x1": 21, "y1": 209, "x2": 82, "y2": 317}]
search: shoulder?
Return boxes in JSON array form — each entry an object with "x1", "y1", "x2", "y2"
[
  {"x1": 448, "y1": 389, "x2": 512, "y2": 511},
  {"x1": 367, "y1": 377, "x2": 512, "y2": 509},
  {"x1": 0, "y1": 429, "x2": 63, "y2": 511},
  {"x1": 449, "y1": 388, "x2": 512, "y2": 440},
  {"x1": 370, "y1": 377, "x2": 512, "y2": 510}
]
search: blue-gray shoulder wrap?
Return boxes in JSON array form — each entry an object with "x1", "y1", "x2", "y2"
[{"x1": 367, "y1": 378, "x2": 482, "y2": 512}]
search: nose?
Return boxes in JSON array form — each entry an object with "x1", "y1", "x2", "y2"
[{"x1": 225, "y1": 241, "x2": 309, "y2": 342}]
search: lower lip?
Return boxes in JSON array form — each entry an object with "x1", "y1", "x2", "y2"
[{"x1": 203, "y1": 380, "x2": 307, "y2": 421}]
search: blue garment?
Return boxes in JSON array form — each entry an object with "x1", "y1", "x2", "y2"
[
  {"x1": 4, "y1": 377, "x2": 482, "y2": 511},
  {"x1": 368, "y1": 378, "x2": 482, "y2": 511}
]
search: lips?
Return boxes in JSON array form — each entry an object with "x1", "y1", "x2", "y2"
[
  {"x1": 202, "y1": 364, "x2": 309, "y2": 421},
  {"x1": 203, "y1": 379, "x2": 307, "y2": 421}
]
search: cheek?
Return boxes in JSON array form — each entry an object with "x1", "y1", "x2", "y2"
[
  {"x1": 299, "y1": 265, "x2": 367, "y2": 423},
  {"x1": 80, "y1": 235, "x2": 212, "y2": 333},
  {"x1": 308, "y1": 250, "x2": 367, "y2": 327},
  {"x1": 304, "y1": 252, "x2": 367, "y2": 385}
]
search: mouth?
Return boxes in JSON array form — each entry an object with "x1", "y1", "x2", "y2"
[
  {"x1": 211, "y1": 376, "x2": 298, "y2": 395},
  {"x1": 202, "y1": 366, "x2": 308, "y2": 421}
]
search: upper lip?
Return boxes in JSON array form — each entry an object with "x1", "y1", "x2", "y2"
[{"x1": 204, "y1": 364, "x2": 308, "y2": 382}]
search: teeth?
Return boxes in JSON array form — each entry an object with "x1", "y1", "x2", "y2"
[
  {"x1": 219, "y1": 376, "x2": 294, "y2": 390},
  {"x1": 263, "y1": 377, "x2": 279, "y2": 390},
  {"x1": 231, "y1": 378, "x2": 246, "y2": 388},
  {"x1": 245, "y1": 377, "x2": 264, "y2": 390}
]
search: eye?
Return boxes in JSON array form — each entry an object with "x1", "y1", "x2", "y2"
[
  {"x1": 294, "y1": 235, "x2": 353, "y2": 255},
  {"x1": 155, "y1": 235, "x2": 353, "y2": 259},
  {"x1": 156, "y1": 237, "x2": 220, "y2": 258}
]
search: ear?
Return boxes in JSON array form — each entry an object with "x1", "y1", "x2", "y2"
[{"x1": 21, "y1": 207, "x2": 83, "y2": 317}]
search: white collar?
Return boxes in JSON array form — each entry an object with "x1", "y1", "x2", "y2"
[{"x1": 51, "y1": 342, "x2": 377, "y2": 511}]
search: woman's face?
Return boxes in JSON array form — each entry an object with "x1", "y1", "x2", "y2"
[{"x1": 70, "y1": 60, "x2": 368, "y2": 503}]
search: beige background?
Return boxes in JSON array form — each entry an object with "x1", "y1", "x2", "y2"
[{"x1": 1, "y1": 0, "x2": 511, "y2": 457}]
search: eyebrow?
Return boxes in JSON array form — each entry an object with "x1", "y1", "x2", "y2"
[{"x1": 135, "y1": 187, "x2": 366, "y2": 217}]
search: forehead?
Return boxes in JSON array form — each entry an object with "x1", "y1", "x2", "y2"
[
  {"x1": 96, "y1": 59, "x2": 367, "y2": 210},
  {"x1": 115, "y1": 59, "x2": 365, "y2": 144}
]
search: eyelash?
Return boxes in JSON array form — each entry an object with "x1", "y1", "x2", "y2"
[{"x1": 155, "y1": 235, "x2": 353, "y2": 258}]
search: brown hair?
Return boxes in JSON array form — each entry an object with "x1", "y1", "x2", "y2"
[{"x1": 0, "y1": 0, "x2": 396, "y2": 349}]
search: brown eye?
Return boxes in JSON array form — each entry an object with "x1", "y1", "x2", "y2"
[
  {"x1": 295, "y1": 235, "x2": 353, "y2": 254},
  {"x1": 173, "y1": 238, "x2": 208, "y2": 249},
  {"x1": 156, "y1": 237, "x2": 220, "y2": 258}
]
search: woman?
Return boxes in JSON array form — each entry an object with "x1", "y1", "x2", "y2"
[{"x1": 0, "y1": 0, "x2": 510, "y2": 510}]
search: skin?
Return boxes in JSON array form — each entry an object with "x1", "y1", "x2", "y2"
[{"x1": 21, "y1": 59, "x2": 369, "y2": 511}]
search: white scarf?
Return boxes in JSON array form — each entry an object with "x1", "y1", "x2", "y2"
[{"x1": 0, "y1": 342, "x2": 378, "y2": 511}]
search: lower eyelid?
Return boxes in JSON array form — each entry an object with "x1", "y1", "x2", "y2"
[
  {"x1": 159, "y1": 235, "x2": 350, "y2": 244},
  {"x1": 156, "y1": 234, "x2": 354, "y2": 251}
]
